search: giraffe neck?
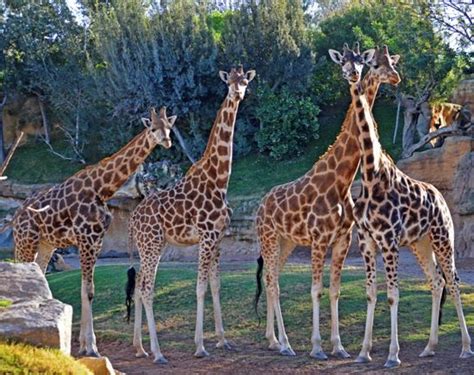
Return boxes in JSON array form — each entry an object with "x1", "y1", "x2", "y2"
[
  {"x1": 350, "y1": 82, "x2": 383, "y2": 184},
  {"x1": 194, "y1": 95, "x2": 240, "y2": 192},
  {"x1": 311, "y1": 70, "x2": 382, "y2": 194},
  {"x1": 92, "y1": 130, "x2": 155, "y2": 201}
]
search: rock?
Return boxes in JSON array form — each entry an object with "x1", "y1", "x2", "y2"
[
  {"x1": 0, "y1": 262, "x2": 73, "y2": 355},
  {"x1": 0, "y1": 262, "x2": 52, "y2": 302},
  {"x1": 398, "y1": 136, "x2": 474, "y2": 258},
  {"x1": 452, "y1": 77, "x2": 474, "y2": 114},
  {"x1": 77, "y1": 357, "x2": 117, "y2": 375}
]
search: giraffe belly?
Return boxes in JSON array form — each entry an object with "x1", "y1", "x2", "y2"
[{"x1": 164, "y1": 225, "x2": 200, "y2": 246}]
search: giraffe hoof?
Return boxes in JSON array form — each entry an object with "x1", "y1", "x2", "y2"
[
  {"x1": 310, "y1": 350, "x2": 328, "y2": 361},
  {"x1": 460, "y1": 349, "x2": 474, "y2": 359},
  {"x1": 153, "y1": 356, "x2": 168, "y2": 364},
  {"x1": 355, "y1": 355, "x2": 371, "y2": 363},
  {"x1": 280, "y1": 347, "x2": 296, "y2": 356},
  {"x1": 194, "y1": 349, "x2": 210, "y2": 358},
  {"x1": 384, "y1": 359, "x2": 401, "y2": 368},
  {"x1": 268, "y1": 342, "x2": 281, "y2": 351},
  {"x1": 135, "y1": 351, "x2": 149, "y2": 358},
  {"x1": 332, "y1": 349, "x2": 351, "y2": 359},
  {"x1": 78, "y1": 348, "x2": 87, "y2": 356},
  {"x1": 85, "y1": 349, "x2": 101, "y2": 358},
  {"x1": 419, "y1": 349, "x2": 435, "y2": 357},
  {"x1": 216, "y1": 341, "x2": 232, "y2": 350}
]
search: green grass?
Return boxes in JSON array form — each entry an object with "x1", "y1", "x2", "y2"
[
  {"x1": 0, "y1": 299, "x2": 12, "y2": 309},
  {"x1": 47, "y1": 263, "x2": 474, "y2": 355},
  {"x1": 6, "y1": 101, "x2": 399, "y2": 199},
  {"x1": 0, "y1": 341, "x2": 91, "y2": 374}
]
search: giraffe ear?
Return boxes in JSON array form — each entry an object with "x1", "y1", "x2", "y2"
[
  {"x1": 245, "y1": 70, "x2": 256, "y2": 82},
  {"x1": 328, "y1": 49, "x2": 343, "y2": 65},
  {"x1": 167, "y1": 115, "x2": 177, "y2": 128},
  {"x1": 391, "y1": 54, "x2": 400, "y2": 65},
  {"x1": 361, "y1": 49, "x2": 376, "y2": 65},
  {"x1": 219, "y1": 71, "x2": 229, "y2": 83},
  {"x1": 141, "y1": 117, "x2": 151, "y2": 129}
]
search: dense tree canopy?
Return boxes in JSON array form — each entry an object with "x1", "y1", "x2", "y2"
[{"x1": 0, "y1": 0, "x2": 469, "y2": 164}]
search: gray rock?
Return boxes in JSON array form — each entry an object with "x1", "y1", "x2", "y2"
[{"x1": 0, "y1": 262, "x2": 72, "y2": 355}]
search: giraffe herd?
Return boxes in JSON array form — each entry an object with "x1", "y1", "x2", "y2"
[{"x1": 11, "y1": 46, "x2": 472, "y2": 369}]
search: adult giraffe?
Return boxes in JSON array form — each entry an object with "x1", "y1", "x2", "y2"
[
  {"x1": 254, "y1": 44, "x2": 399, "y2": 359},
  {"x1": 329, "y1": 43, "x2": 473, "y2": 368},
  {"x1": 13, "y1": 107, "x2": 176, "y2": 356},
  {"x1": 126, "y1": 67, "x2": 256, "y2": 363}
]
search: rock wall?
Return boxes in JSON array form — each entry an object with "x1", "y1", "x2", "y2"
[
  {"x1": 397, "y1": 136, "x2": 474, "y2": 258},
  {"x1": 451, "y1": 77, "x2": 474, "y2": 114}
]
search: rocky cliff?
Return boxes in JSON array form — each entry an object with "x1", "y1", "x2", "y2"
[{"x1": 397, "y1": 136, "x2": 473, "y2": 258}]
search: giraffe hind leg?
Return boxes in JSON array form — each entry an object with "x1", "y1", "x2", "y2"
[
  {"x1": 430, "y1": 233, "x2": 473, "y2": 358},
  {"x1": 411, "y1": 235, "x2": 445, "y2": 358}
]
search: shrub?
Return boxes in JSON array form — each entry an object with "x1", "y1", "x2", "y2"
[{"x1": 256, "y1": 87, "x2": 320, "y2": 160}]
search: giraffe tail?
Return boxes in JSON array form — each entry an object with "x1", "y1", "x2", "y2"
[
  {"x1": 125, "y1": 266, "x2": 136, "y2": 324},
  {"x1": 254, "y1": 255, "x2": 264, "y2": 323},
  {"x1": 438, "y1": 272, "x2": 448, "y2": 325}
]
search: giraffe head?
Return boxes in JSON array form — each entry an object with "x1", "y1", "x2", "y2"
[
  {"x1": 328, "y1": 42, "x2": 375, "y2": 84},
  {"x1": 219, "y1": 66, "x2": 256, "y2": 101},
  {"x1": 141, "y1": 107, "x2": 177, "y2": 149},
  {"x1": 367, "y1": 45, "x2": 400, "y2": 86}
]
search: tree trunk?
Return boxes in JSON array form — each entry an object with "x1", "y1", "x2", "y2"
[
  {"x1": 37, "y1": 96, "x2": 50, "y2": 144},
  {"x1": 0, "y1": 131, "x2": 24, "y2": 177},
  {"x1": 0, "y1": 94, "x2": 7, "y2": 164},
  {"x1": 172, "y1": 126, "x2": 195, "y2": 164}
]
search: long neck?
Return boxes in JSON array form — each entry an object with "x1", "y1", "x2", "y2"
[
  {"x1": 94, "y1": 130, "x2": 156, "y2": 200},
  {"x1": 312, "y1": 70, "x2": 381, "y2": 194},
  {"x1": 350, "y1": 82, "x2": 383, "y2": 184},
  {"x1": 194, "y1": 95, "x2": 240, "y2": 192}
]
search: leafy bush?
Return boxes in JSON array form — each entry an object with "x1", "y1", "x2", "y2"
[{"x1": 256, "y1": 87, "x2": 320, "y2": 160}]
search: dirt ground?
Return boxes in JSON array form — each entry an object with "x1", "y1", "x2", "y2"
[
  {"x1": 73, "y1": 337, "x2": 473, "y2": 374},
  {"x1": 70, "y1": 250, "x2": 474, "y2": 374}
]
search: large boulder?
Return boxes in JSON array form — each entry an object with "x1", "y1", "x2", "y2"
[{"x1": 0, "y1": 262, "x2": 72, "y2": 355}]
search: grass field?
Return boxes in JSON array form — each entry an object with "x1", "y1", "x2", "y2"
[
  {"x1": 5, "y1": 101, "x2": 400, "y2": 199},
  {"x1": 47, "y1": 262, "x2": 474, "y2": 360}
]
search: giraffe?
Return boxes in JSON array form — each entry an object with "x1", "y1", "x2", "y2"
[
  {"x1": 329, "y1": 43, "x2": 473, "y2": 368},
  {"x1": 125, "y1": 66, "x2": 256, "y2": 364},
  {"x1": 253, "y1": 43, "x2": 400, "y2": 359},
  {"x1": 13, "y1": 107, "x2": 177, "y2": 357}
]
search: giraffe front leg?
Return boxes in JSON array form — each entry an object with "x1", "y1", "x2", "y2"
[
  {"x1": 209, "y1": 249, "x2": 231, "y2": 350},
  {"x1": 329, "y1": 233, "x2": 351, "y2": 359},
  {"x1": 309, "y1": 241, "x2": 328, "y2": 360},
  {"x1": 78, "y1": 245, "x2": 100, "y2": 357},
  {"x1": 355, "y1": 230, "x2": 377, "y2": 364},
  {"x1": 381, "y1": 246, "x2": 401, "y2": 368}
]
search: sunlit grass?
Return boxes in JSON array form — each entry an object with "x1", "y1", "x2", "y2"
[{"x1": 47, "y1": 263, "x2": 474, "y2": 356}]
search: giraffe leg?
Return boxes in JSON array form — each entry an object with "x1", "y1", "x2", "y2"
[
  {"x1": 329, "y1": 232, "x2": 351, "y2": 359},
  {"x1": 132, "y1": 287, "x2": 148, "y2": 358},
  {"x1": 309, "y1": 240, "x2": 328, "y2": 360},
  {"x1": 35, "y1": 241, "x2": 56, "y2": 274},
  {"x1": 261, "y1": 238, "x2": 284, "y2": 351},
  {"x1": 135, "y1": 239, "x2": 166, "y2": 364},
  {"x1": 209, "y1": 247, "x2": 231, "y2": 350},
  {"x1": 78, "y1": 241, "x2": 101, "y2": 357},
  {"x1": 381, "y1": 245, "x2": 401, "y2": 368},
  {"x1": 262, "y1": 238, "x2": 294, "y2": 355},
  {"x1": 194, "y1": 235, "x2": 219, "y2": 358},
  {"x1": 355, "y1": 229, "x2": 377, "y2": 364},
  {"x1": 431, "y1": 235, "x2": 473, "y2": 358},
  {"x1": 412, "y1": 236, "x2": 445, "y2": 357}
]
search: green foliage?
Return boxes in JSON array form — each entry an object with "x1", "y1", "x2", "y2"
[
  {"x1": 0, "y1": 299, "x2": 12, "y2": 309},
  {"x1": 310, "y1": 0, "x2": 465, "y2": 105},
  {"x1": 0, "y1": 341, "x2": 91, "y2": 374},
  {"x1": 256, "y1": 87, "x2": 320, "y2": 160}
]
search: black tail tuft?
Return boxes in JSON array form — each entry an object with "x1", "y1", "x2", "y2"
[
  {"x1": 438, "y1": 272, "x2": 448, "y2": 326},
  {"x1": 125, "y1": 266, "x2": 137, "y2": 324},
  {"x1": 254, "y1": 256, "x2": 264, "y2": 323}
]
